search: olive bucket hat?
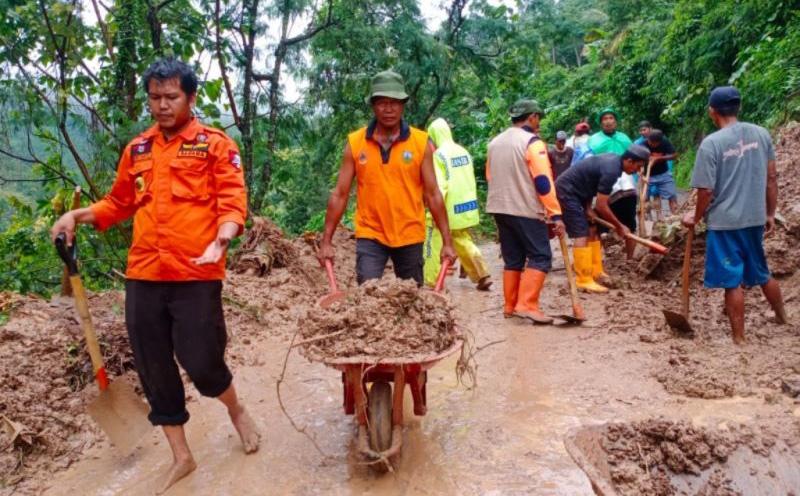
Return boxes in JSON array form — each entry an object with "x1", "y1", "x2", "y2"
[
  {"x1": 509, "y1": 99, "x2": 543, "y2": 118},
  {"x1": 365, "y1": 70, "x2": 409, "y2": 104}
]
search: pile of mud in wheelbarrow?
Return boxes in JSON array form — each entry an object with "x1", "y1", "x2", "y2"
[{"x1": 295, "y1": 262, "x2": 468, "y2": 470}]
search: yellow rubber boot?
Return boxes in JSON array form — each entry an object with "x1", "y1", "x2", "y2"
[
  {"x1": 503, "y1": 270, "x2": 521, "y2": 318},
  {"x1": 574, "y1": 246, "x2": 608, "y2": 293},
  {"x1": 589, "y1": 240, "x2": 612, "y2": 284},
  {"x1": 513, "y1": 269, "x2": 553, "y2": 324}
]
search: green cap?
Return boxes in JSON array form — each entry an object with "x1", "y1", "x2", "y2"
[
  {"x1": 508, "y1": 99, "x2": 543, "y2": 118},
  {"x1": 365, "y1": 70, "x2": 409, "y2": 104},
  {"x1": 596, "y1": 107, "x2": 621, "y2": 125}
]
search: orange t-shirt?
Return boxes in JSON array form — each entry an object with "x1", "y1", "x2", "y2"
[
  {"x1": 90, "y1": 118, "x2": 247, "y2": 281},
  {"x1": 348, "y1": 121, "x2": 428, "y2": 247}
]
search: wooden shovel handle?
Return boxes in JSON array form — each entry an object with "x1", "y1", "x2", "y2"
[
  {"x1": 324, "y1": 259, "x2": 339, "y2": 293},
  {"x1": 593, "y1": 217, "x2": 668, "y2": 254},
  {"x1": 559, "y1": 234, "x2": 585, "y2": 320},
  {"x1": 681, "y1": 229, "x2": 694, "y2": 317},
  {"x1": 69, "y1": 275, "x2": 108, "y2": 391}
]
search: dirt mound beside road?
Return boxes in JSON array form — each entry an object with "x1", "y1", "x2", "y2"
[
  {"x1": 567, "y1": 418, "x2": 800, "y2": 496},
  {"x1": 0, "y1": 291, "x2": 131, "y2": 490}
]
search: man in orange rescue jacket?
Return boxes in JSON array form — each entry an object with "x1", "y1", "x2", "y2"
[
  {"x1": 50, "y1": 58, "x2": 259, "y2": 494},
  {"x1": 317, "y1": 70, "x2": 456, "y2": 283}
]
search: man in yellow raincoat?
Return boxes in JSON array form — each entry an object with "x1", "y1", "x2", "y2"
[{"x1": 423, "y1": 118, "x2": 491, "y2": 290}]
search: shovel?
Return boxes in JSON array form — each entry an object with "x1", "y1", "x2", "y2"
[
  {"x1": 593, "y1": 217, "x2": 668, "y2": 255},
  {"x1": 318, "y1": 259, "x2": 346, "y2": 308},
  {"x1": 662, "y1": 228, "x2": 695, "y2": 337},
  {"x1": 55, "y1": 233, "x2": 151, "y2": 452},
  {"x1": 552, "y1": 234, "x2": 586, "y2": 325}
]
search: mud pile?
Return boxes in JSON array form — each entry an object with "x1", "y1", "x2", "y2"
[
  {"x1": 298, "y1": 276, "x2": 458, "y2": 362},
  {"x1": 229, "y1": 217, "x2": 298, "y2": 276},
  {"x1": 588, "y1": 418, "x2": 800, "y2": 496},
  {"x1": 0, "y1": 291, "x2": 131, "y2": 489},
  {"x1": 222, "y1": 226, "x2": 358, "y2": 352}
]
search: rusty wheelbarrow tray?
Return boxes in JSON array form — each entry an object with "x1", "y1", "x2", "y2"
[{"x1": 318, "y1": 336, "x2": 463, "y2": 468}]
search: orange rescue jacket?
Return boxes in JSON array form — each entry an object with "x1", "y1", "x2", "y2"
[
  {"x1": 90, "y1": 118, "x2": 247, "y2": 281},
  {"x1": 348, "y1": 120, "x2": 428, "y2": 247}
]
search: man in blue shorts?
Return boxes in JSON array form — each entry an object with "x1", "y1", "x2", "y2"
[
  {"x1": 683, "y1": 86, "x2": 787, "y2": 344},
  {"x1": 642, "y1": 129, "x2": 678, "y2": 220}
]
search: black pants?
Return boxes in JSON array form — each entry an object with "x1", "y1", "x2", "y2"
[
  {"x1": 494, "y1": 213, "x2": 552, "y2": 272},
  {"x1": 355, "y1": 238, "x2": 423, "y2": 285},
  {"x1": 125, "y1": 280, "x2": 232, "y2": 426}
]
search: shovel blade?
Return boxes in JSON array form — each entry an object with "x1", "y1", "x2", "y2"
[
  {"x1": 87, "y1": 379, "x2": 151, "y2": 454},
  {"x1": 553, "y1": 314, "x2": 585, "y2": 326},
  {"x1": 662, "y1": 309, "x2": 695, "y2": 337},
  {"x1": 317, "y1": 290, "x2": 345, "y2": 309}
]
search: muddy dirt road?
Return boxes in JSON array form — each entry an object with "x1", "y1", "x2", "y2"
[{"x1": 36, "y1": 242, "x2": 798, "y2": 496}]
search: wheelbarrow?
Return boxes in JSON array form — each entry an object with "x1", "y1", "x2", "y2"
[{"x1": 316, "y1": 259, "x2": 462, "y2": 467}]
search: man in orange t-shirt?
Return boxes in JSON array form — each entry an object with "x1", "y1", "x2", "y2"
[
  {"x1": 317, "y1": 70, "x2": 455, "y2": 284},
  {"x1": 50, "y1": 58, "x2": 258, "y2": 494}
]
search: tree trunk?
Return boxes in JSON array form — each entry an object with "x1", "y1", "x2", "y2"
[{"x1": 240, "y1": 0, "x2": 259, "y2": 213}]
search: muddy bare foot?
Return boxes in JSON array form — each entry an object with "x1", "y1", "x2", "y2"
[
  {"x1": 155, "y1": 456, "x2": 196, "y2": 495},
  {"x1": 230, "y1": 406, "x2": 260, "y2": 453}
]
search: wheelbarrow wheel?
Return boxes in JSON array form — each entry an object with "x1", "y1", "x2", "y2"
[{"x1": 368, "y1": 380, "x2": 393, "y2": 454}]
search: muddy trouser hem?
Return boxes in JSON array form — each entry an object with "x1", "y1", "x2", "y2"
[
  {"x1": 355, "y1": 238, "x2": 423, "y2": 285},
  {"x1": 493, "y1": 213, "x2": 552, "y2": 273},
  {"x1": 424, "y1": 225, "x2": 489, "y2": 286},
  {"x1": 125, "y1": 280, "x2": 233, "y2": 426}
]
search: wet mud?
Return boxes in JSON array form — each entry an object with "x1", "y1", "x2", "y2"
[{"x1": 299, "y1": 276, "x2": 457, "y2": 361}]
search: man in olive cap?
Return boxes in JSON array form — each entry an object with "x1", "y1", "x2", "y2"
[
  {"x1": 555, "y1": 144, "x2": 650, "y2": 292},
  {"x1": 318, "y1": 70, "x2": 456, "y2": 285},
  {"x1": 683, "y1": 86, "x2": 787, "y2": 344},
  {"x1": 486, "y1": 99, "x2": 564, "y2": 324}
]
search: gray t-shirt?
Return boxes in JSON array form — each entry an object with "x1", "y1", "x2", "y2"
[{"x1": 691, "y1": 122, "x2": 775, "y2": 230}]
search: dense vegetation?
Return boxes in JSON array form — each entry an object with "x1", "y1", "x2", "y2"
[{"x1": 1, "y1": 0, "x2": 799, "y2": 294}]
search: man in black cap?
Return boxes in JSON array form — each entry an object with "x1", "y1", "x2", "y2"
[
  {"x1": 683, "y1": 86, "x2": 787, "y2": 344},
  {"x1": 555, "y1": 144, "x2": 650, "y2": 292}
]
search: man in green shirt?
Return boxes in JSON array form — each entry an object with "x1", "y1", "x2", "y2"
[{"x1": 587, "y1": 107, "x2": 633, "y2": 155}]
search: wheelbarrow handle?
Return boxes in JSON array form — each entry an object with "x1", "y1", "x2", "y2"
[
  {"x1": 54, "y1": 233, "x2": 79, "y2": 276},
  {"x1": 434, "y1": 259, "x2": 452, "y2": 293},
  {"x1": 324, "y1": 258, "x2": 339, "y2": 293}
]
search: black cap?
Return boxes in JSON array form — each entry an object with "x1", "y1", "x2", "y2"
[
  {"x1": 638, "y1": 120, "x2": 652, "y2": 129},
  {"x1": 708, "y1": 86, "x2": 741, "y2": 110},
  {"x1": 623, "y1": 144, "x2": 651, "y2": 162}
]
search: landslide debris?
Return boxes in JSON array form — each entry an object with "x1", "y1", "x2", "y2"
[
  {"x1": 0, "y1": 291, "x2": 132, "y2": 490},
  {"x1": 591, "y1": 418, "x2": 799, "y2": 496},
  {"x1": 298, "y1": 276, "x2": 459, "y2": 362}
]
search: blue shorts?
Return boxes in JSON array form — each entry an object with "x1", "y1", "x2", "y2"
[
  {"x1": 704, "y1": 226, "x2": 770, "y2": 289},
  {"x1": 647, "y1": 172, "x2": 677, "y2": 200}
]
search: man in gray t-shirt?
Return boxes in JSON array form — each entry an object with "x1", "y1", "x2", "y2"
[{"x1": 683, "y1": 86, "x2": 787, "y2": 344}]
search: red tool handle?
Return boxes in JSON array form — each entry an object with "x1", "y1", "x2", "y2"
[
  {"x1": 324, "y1": 259, "x2": 339, "y2": 293},
  {"x1": 434, "y1": 259, "x2": 452, "y2": 293},
  {"x1": 96, "y1": 367, "x2": 109, "y2": 391}
]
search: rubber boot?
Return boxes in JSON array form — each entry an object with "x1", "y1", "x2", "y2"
[
  {"x1": 574, "y1": 246, "x2": 608, "y2": 293},
  {"x1": 476, "y1": 275, "x2": 493, "y2": 291},
  {"x1": 513, "y1": 269, "x2": 553, "y2": 324},
  {"x1": 589, "y1": 240, "x2": 611, "y2": 284},
  {"x1": 503, "y1": 270, "x2": 521, "y2": 318}
]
